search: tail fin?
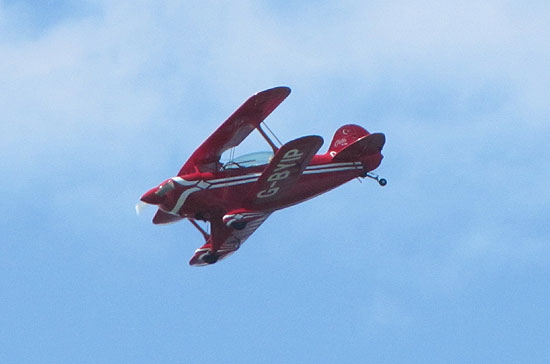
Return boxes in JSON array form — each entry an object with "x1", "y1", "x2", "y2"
[{"x1": 328, "y1": 124, "x2": 370, "y2": 156}]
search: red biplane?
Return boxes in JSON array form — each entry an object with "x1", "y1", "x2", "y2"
[{"x1": 139, "y1": 86, "x2": 386, "y2": 266}]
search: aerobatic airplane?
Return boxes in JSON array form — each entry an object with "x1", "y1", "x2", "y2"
[{"x1": 139, "y1": 86, "x2": 386, "y2": 266}]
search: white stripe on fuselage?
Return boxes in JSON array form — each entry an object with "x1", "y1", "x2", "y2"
[
  {"x1": 303, "y1": 166, "x2": 362, "y2": 174},
  {"x1": 168, "y1": 187, "x2": 201, "y2": 214},
  {"x1": 306, "y1": 161, "x2": 359, "y2": 169},
  {"x1": 208, "y1": 173, "x2": 262, "y2": 183}
]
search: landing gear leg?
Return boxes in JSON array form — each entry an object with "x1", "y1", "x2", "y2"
[{"x1": 364, "y1": 172, "x2": 387, "y2": 187}]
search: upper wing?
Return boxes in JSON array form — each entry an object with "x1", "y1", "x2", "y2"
[
  {"x1": 178, "y1": 86, "x2": 291, "y2": 175},
  {"x1": 189, "y1": 212, "x2": 271, "y2": 266},
  {"x1": 245, "y1": 135, "x2": 323, "y2": 207}
]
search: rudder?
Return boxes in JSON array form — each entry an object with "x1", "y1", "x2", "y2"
[{"x1": 328, "y1": 124, "x2": 370, "y2": 156}]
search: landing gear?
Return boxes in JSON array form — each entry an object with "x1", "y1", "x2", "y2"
[
  {"x1": 202, "y1": 253, "x2": 219, "y2": 264},
  {"x1": 229, "y1": 221, "x2": 247, "y2": 230},
  {"x1": 364, "y1": 172, "x2": 387, "y2": 187},
  {"x1": 194, "y1": 212, "x2": 208, "y2": 221}
]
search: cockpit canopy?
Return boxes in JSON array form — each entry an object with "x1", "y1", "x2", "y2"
[{"x1": 222, "y1": 151, "x2": 274, "y2": 170}]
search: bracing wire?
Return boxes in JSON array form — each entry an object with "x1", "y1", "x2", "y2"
[{"x1": 263, "y1": 121, "x2": 283, "y2": 147}]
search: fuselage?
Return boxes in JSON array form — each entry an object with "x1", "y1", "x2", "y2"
[{"x1": 149, "y1": 152, "x2": 382, "y2": 221}]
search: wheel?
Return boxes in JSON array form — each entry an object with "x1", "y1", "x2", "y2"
[
  {"x1": 230, "y1": 221, "x2": 247, "y2": 230},
  {"x1": 378, "y1": 178, "x2": 387, "y2": 186},
  {"x1": 194, "y1": 212, "x2": 207, "y2": 221},
  {"x1": 202, "y1": 253, "x2": 219, "y2": 264}
]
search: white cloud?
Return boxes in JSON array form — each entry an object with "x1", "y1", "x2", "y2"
[
  {"x1": 3, "y1": 4, "x2": 550, "y2": 363},
  {"x1": 1, "y1": 0, "x2": 549, "y2": 293}
]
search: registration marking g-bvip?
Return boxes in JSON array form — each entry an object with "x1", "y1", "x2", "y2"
[{"x1": 257, "y1": 149, "x2": 304, "y2": 199}]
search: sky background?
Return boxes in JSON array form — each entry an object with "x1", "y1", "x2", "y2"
[{"x1": 2, "y1": 1, "x2": 550, "y2": 363}]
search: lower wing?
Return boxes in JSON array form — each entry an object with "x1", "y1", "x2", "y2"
[{"x1": 189, "y1": 211, "x2": 271, "y2": 266}]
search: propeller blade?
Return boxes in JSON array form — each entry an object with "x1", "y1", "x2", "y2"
[{"x1": 135, "y1": 201, "x2": 149, "y2": 215}]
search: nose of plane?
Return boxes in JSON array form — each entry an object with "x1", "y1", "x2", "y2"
[{"x1": 140, "y1": 187, "x2": 164, "y2": 205}]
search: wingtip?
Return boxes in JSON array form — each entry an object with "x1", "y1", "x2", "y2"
[{"x1": 257, "y1": 86, "x2": 291, "y2": 97}]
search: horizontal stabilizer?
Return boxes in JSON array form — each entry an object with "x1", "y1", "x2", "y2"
[{"x1": 332, "y1": 133, "x2": 385, "y2": 161}]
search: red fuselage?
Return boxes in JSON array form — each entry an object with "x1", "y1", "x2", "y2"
[{"x1": 144, "y1": 152, "x2": 383, "y2": 222}]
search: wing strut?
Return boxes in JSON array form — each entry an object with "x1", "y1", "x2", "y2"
[
  {"x1": 188, "y1": 218, "x2": 210, "y2": 242},
  {"x1": 257, "y1": 123, "x2": 279, "y2": 153}
]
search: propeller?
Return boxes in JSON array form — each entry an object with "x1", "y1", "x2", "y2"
[{"x1": 135, "y1": 201, "x2": 150, "y2": 215}]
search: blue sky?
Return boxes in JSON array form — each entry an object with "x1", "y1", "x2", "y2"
[{"x1": 2, "y1": 1, "x2": 550, "y2": 363}]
